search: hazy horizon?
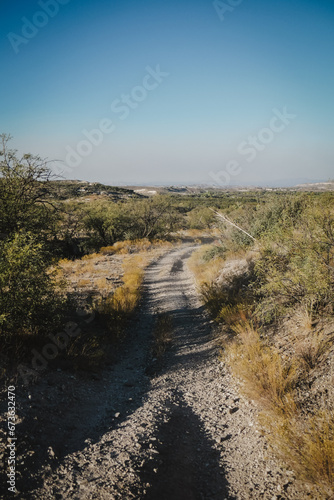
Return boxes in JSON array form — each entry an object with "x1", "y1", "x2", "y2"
[{"x1": 1, "y1": 0, "x2": 333, "y2": 187}]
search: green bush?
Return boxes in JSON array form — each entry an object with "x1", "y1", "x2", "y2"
[
  {"x1": 187, "y1": 206, "x2": 215, "y2": 229},
  {"x1": 0, "y1": 232, "x2": 66, "y2": 338},
  {"x1": 123, "y1": 195, "x2": 183, "y2": 240},
  {"x1": 250, "y1": 193, "x2": 309, "y2": 239},
  {"x1": 83, "y1": 200, "x2": 128, "y2": 248},
  {"x1": 202, "y1": 244, "x2": 226, "y2": 262},
  {"x1": 254, "y1": 206, "x2": 334, "y2": 320}
]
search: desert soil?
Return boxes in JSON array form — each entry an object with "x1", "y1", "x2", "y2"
[{"x1": 1, "y1": 244, "x2": 312, "y2": 499}]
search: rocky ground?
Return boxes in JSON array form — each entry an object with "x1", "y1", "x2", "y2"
[{"x1": 1, "y1": 244, "x2": 314, "y2": 499}]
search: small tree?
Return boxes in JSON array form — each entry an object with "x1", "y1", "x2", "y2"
[
  {"x1": 0, "y1": 133, "x2": 57, "y2": 238},
  {"x1": 83, "y1": 201, "x2": 129, "y2": 248},
  {"x1": 124, "y1": 195, "x2": 183, "y2": 240}
]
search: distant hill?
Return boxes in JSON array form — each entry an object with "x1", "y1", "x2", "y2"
[
  {"x1": 293, "y1": 181, "x2": 334, "y2": 191},
  {"x1": 45, "y1": 180, "x2": 143, "y2": 201},
  {"x1": 43, "y1": 180, "x2": 334, "y2": 201}
]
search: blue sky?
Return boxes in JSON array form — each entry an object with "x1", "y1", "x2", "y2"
[{"x1": 0, "y1": 0, "x2": 333, "y2": 186}]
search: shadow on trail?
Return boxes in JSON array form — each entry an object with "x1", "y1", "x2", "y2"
[
  {"x1": 6, "y1": 304, "x2": 155, "y2": 499},
  {"x1": 137, "y1": 391, "x2": 233, "y2": 500}
]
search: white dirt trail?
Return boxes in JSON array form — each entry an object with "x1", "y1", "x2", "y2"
[{"x1": 28, "y1": 244, "x2": 306, "y2": 500}]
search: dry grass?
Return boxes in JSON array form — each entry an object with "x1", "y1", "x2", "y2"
[
  {"x1": 224, "y1": 320, "x2": 334, "y2": 495},
  {"x1": 100, "y1": 238, "x2": 172, "y2": 256},
  {"x1": 94, "y1": 260, "x2": 145, "y2": 323},
  {"x1": 295, "y1": 306, "x2": 315, "y2": 331},
  {"x1": 93, "y1": 239, "x2": 172, "y2": 333},
  {"x1": 183, "y1": 228, "x2": 206, "y2": 238},
  {"x1": 226, "y1": 322, "x2": 299, "y2": 412},
  {"x1": 67, "y1": 334, "x2": 106, "y2": 371},
  {"x1": 267, "y1": 410, "x2": 334, "y2": 496},
  {"x1": 218, "y1": 303, "x2": 251, "y2": 326},
  {"x1": 188, "y1": 245, "x2": 225, "y2": 286},
  {"x1": 200, "y1": 281, "x2": 230, "y2": 318},
  {"x1": 152, "y1": 312, "x2": 174, "y2": 358},
  {"x1": 99, "y1": 245, "x2": 115, "y2": 255},
  {"x1": 189, "y1": 247, "x2": 255, "y2": 322},
  {"x1": 295, "y1": 330, "x2": 332, "y2": 371},
  {"x1": 44, "y1": 238, "x2": 173, "y2": 375},
  {"x1": 81, "y1": 252, "x2": 99, "y2": 260},
  {"x1": 56, "y1": 258, "x2": 73, "y2": 278},
  {"x1": 77, "y1": 278, "x2": 92, "y2": 287}
]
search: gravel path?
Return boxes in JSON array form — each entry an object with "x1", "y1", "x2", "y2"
[{"x1": 28, "y1": 244, "x2": 308, "y2": 500}]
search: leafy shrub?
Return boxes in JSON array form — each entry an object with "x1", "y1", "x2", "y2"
[
  {"x1": 83, "y1": 201, "x2": 128, "y2": 248},
  {"x1": 0, "y1": 232, "x2": 66, "y2": 338},
  {"x1": 187, "y1": 206, "x2": 215, "y2": 229},
  {"x1": 250, "y1": 193, "x2": 308, "y2": 239},
  {"x1": 202, "y1": 244, "x2": 226, "y2": 262},
  {"x1": 254, "y1": 209, "x2": 334, "y2": 319}
]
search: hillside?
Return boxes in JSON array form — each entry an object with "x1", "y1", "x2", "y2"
[{"x1": 45, "y1": 180, "x2": 143, "y2": 201}]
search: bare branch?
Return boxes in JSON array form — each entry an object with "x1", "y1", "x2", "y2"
[{"x1": 210, "y1": 209, "x2": 257, "y2": 241}]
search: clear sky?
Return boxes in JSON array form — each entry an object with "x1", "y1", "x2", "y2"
[{"x1": 1, "y1": 0, "x2": 333, "y2": 186}]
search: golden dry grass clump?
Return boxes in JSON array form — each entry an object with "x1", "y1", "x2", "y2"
[
  {"x1": 224, "y1": 319, "x2": 334, "y2": 496},
  {"x1": 93, "y1": 239, "x2": 172, "y2": 324},
  {"x1": 226, "y1": 321, "x2": 299, "y2": 412}
]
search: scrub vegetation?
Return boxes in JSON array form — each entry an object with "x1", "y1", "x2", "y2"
[
  {"x1": 190, "y1": 190, "x2": 334, "y2": 496},
  {"x1": 1, "y1": 135, "x2": 334, "y2": 495}
]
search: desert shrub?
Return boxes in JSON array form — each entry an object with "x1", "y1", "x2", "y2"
[
  {"x1": 123, "y1": 195, "x2": 183, "y2": 240},
  {"x1": 213, "y1": 193, "x2": 334, "y2": 495},
  {"x1": 202, "y1": 244, "x2": 226, "y2": 262},
  {"x1": 83, "y1": 200, "x2": 129, "y2": 248},
  {"x1": 187, "y1": 206, "x2": 215, "y2": 229},
  {"x1": 254, "y1": 211, "x2": 334, "y2": 320},
  {"x1": 200, "y1": 263, "x2": 255, "y2": 321},
  {"x1": 0, "y1": 232, "x2": 66, "y2": 338},
  {"x1": 54, "y1": 200, "x2": 87, "y2": 258},
  {"x1": 82, "y1": 196, "x2": 182, "y2": 250},
  {"x1": 200, "y1": 282, "x2": 230, "y2": 318},
  {"x1": 250, "y1": 193, "x2": 308, "y2": 239}
]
